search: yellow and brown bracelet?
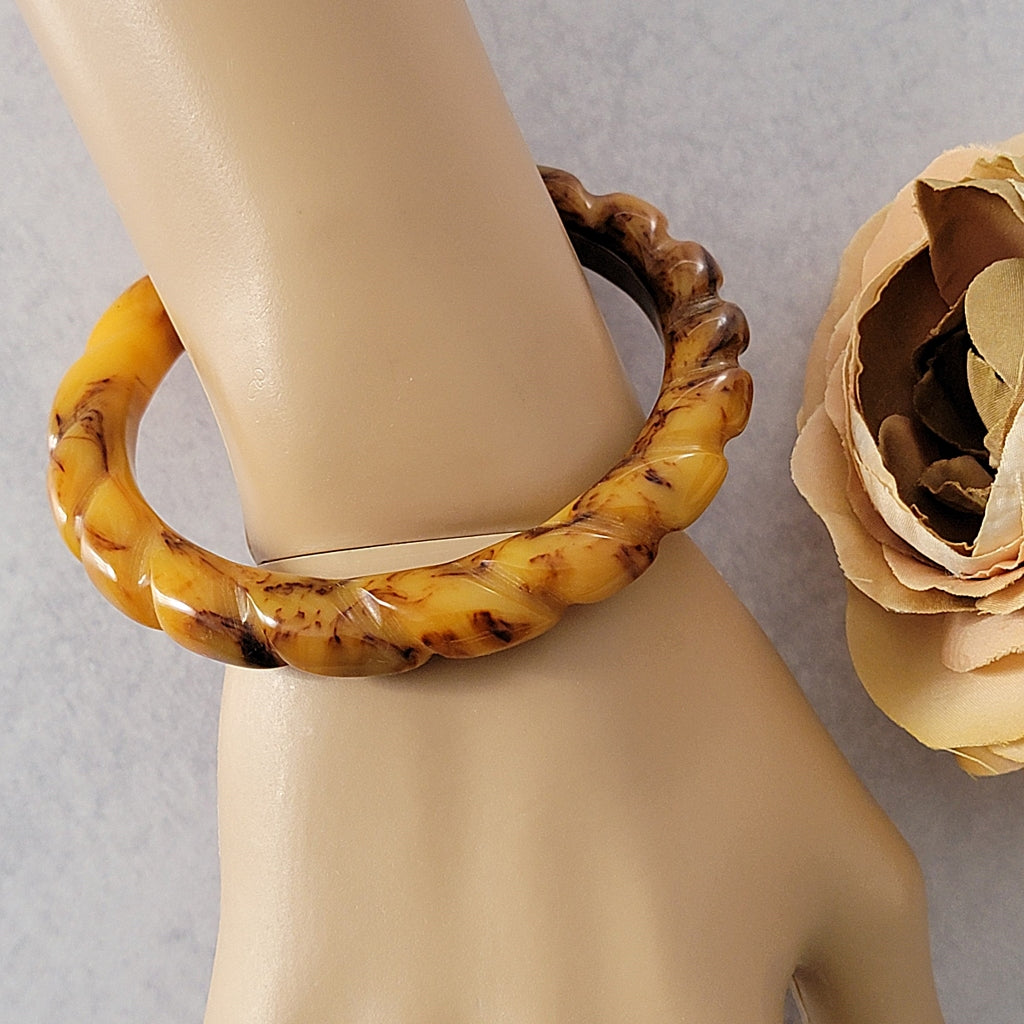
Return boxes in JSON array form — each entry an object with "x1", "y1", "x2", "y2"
[{"x1": 47, "y1": 168, "x2": 752, "y2": 676}]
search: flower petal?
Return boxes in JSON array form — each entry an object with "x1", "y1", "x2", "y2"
[
  {"x1": 882, "y1": 544, "x2": 1024, "y2": 598},
  {"x1": 952, "y1": 743, "x2": 1024, "y2": 777},
  {"x1": 919, "y1": 456, "x2": 991, "y2": 516},
  {"x1": 792, "y1": 406, "x2": 961, "y2": 613},
  {"x1": 848, "y1": 450, "x2": 931, "y2": 557},
  {"x1": 978, "y1": 572, "x2": 1024, "y2": 614},
  {"x1": 967, "y1": 348, "x2": 1015, "y2": 465},
  {"x1": 966, "y1": 257, "x2": 1024, "y2": 387},
  {"x1": 847, "y1": 585, "x2": 1024, "y2": 750},
  {"x1": 972, "y1": 399, "x2": 1024, "y2": 560},
  {"x1": 855, "y1": 249, "x2": 948, "y2": 436},
  {"x1": 970, "y1": 141, "x2": 1024, "y2": 182},
  {"x1": 877, "y1": 414, "x2": 980, "y2": 545},
  {"x1": 941, "y1": 606, "x2": 1024, "y2": 671},
  {"x1": 965, "y1": 257, "x2": 1024, "y2": 466},
  {"x1": 915, "y1": 177, "x2": 1024, "y2": 305}
]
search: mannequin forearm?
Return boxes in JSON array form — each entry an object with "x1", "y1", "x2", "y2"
[{"x1": 18, "y1": 0, "x2": 642, "y2": 562}]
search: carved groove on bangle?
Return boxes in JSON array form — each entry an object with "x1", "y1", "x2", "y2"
[{"x1": 47, "y1": 167, "x2": 752, "y2": 677}]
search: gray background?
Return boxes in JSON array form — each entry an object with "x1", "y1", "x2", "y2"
[{"x1": 3, "y1": 0, "x2": 1024, "y2": 1020}]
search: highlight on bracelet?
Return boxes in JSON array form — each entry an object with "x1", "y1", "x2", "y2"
[{"x1": 48, "y1": 168, "x2": 752, "y2": 677}]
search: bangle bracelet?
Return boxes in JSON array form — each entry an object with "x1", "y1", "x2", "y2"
[{"x1": 48, "y1": 168, "x2": 752, "y2": 677}]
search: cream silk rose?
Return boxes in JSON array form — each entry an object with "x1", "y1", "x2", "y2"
[{"x1": 792, "y1": 133, "x2": 1024, "y2": 776}]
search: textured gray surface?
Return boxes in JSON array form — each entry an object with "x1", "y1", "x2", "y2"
[{"x1": 3, "y1": 0, "x2": 1024, "y2": 1020}]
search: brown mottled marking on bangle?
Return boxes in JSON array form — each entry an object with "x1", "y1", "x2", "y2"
[
  {"x1": 614, "y1": 542, "x2": 657, "y2": 579},
  {"x1": 261, "y1": 580, "x2": 308, "y2": 595},
  {"x1": 85, "y1": 528, "x2": 128, "y2": 552},
  {"x1": 471, "y1": 610, "x2": 518, "y2": 645},
  {"x1": 644, "y1": 467, "x2": 672, "y2": 488},
  {"x1": 192, "y1": 609, "x2": 284, "y2": 669}
]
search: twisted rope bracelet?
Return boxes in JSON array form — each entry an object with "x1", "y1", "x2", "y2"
[{"x1": 48, "y1": 168, "x2": 752, "y2": 677}]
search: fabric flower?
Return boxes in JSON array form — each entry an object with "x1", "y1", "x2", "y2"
[{"x1": 792, "y1": 133, "x2": 1024, "y2": 776}]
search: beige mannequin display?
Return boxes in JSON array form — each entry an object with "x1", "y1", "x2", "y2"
[{"x1": 20, "y1": 1, "x2": 945, "y2": 1021}]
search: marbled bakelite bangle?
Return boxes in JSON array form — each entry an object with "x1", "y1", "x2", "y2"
[{"x1": 47, "y1": 168, "x2": 752, "y2": 677}]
